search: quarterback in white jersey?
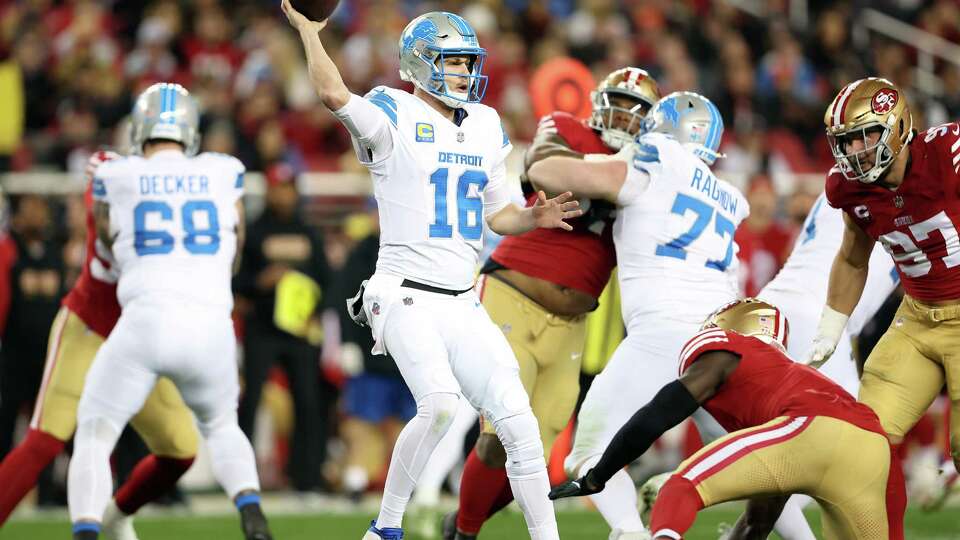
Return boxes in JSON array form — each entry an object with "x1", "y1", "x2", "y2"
[
  {"x1": 761, "y1": 192, "x2": 899, "y2": 396},
  {"x1": 283, "y1": 3, "x2": 580, "y2": 539},
  {"x1": 529, "y1": 92, "x2": 748, "y2": 538},
  {"x1": 67, "y1": 84, "x2": 271, "y2": 540}
]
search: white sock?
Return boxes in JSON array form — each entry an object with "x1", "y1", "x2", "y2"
[
  {"x1": 413, "y1": 399, "x2": 478, "y2": 506},
  {"x1": 773, "y1": 495, "x2": 816, "y2": 540},
  {"x1": 578, "y1": 454, "x2": 644, "y2": 533},
  {"x1": 375, "y1": 393, "x2": 459, "y2": 529},
  {"x1": 200, "y1": 415, "x2": 261, "y2": 498},
  {"x1": 68, "y1": 417, "x2": 122, "y2": 523},
  {"x1": 494, "y1": 412, "x2": 559, "y2": 540}
]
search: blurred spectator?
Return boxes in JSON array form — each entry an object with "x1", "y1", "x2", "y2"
[
  {"x1": 330, "y1": 202, "x2": 415, "y2": 501},
  {"x1": 735, "y1": 175, "x2": 795, "y2": 296},
  {"x1": 235, "y1": 164, "x2": 330, "y2": 493},
  {"x1": 0, "y1": 195, "x2": 65, "y2": 501},
  {"x1": 0, "y1": 45, "x2": 22, "y2": 172}
]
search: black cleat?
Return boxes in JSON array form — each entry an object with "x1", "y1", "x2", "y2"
[
  {"x1": 73, "y1": 531, "x2": 98, "y2": 540},
  {"x1": 440, "y1": 511, "x2": 477, "y2": 540},
  {"x1": 240, "y1": 503, "x2": 273, "y2": 540}
]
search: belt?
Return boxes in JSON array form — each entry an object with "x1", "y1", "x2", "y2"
[
  {"x1": 907, "y1": 296, "x2": 960, "y2": 322},
  {"x1": 401, "y1": 279, "x2": 473, "y2": 296}
]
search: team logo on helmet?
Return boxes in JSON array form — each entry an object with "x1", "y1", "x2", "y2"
[
  {"x1": 871, "y1": 88, "x2": 898, "y2": 115},
  {"x1": 402, "y1": 19, "x2": 439, "y2": 56}
]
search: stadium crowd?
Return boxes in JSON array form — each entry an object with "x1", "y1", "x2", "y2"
[{"x1": 0, "y1": 0, "x2": 957, "y2": 510}]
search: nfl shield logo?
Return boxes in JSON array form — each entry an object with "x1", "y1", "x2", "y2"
[
  {"x1": 403, "y1": 297, "x2": 414, "y2": 305},
  {"x1": 894, "y1": 195, "x2": 904, "y2": 208},
  {"x1": 372, "y1": 302, "x2": 381, "y2": 315},
  {"x1": 457, "y1": 131, "x2": 465, "y2": 143}
]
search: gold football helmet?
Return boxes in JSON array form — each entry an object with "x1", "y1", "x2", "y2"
[
  {"x1": 824, "y1": 77, "x2": 913, "y2": 184},
  {"x1": 701, "y1": 298, "x2": 789, "y2": 349},
  {"x1": 588, "y1": 67, "x2": 661, "y2": 150}
]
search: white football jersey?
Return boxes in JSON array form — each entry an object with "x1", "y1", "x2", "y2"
[
  {"x1": 93, "y1": 149, "x2": 244, "y2": 311},
  {"x1": 615, "y1": 133, "x2": 750, "y2": 328},
  {"x1": 761, "y1": 192, "x2": 899, "y2": 336},
  {"x1": 349, "y1": 87, "x2": 512, "y2": 290}
]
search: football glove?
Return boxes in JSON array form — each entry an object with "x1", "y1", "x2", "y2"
[
  {"x1": 548, "y1": 469, "x2": 605, "y2": 500},
  {"x1": 802, "y1": 305, "x2": 849, "y2": 369}
]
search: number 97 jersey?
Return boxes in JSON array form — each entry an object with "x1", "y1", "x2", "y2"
[
  {"x1": 826, "y1": 121, "x2": 960, "y2": 302},
  {"x1": 352, "y1": 86, "x2": 513, "y2": 290},
  {"x1": 92, "y1": 151, "x2": 244, "y2": 311}
]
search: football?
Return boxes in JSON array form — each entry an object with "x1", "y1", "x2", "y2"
[{"x1": 288, "y1": 0, "x2": 340, "y2": 22}]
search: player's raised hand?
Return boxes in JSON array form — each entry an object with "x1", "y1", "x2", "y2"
[
  {"x1": 281, "y1": 0, "x2": 328, "y2": 32},
  {"x1": 533, "y1": 190, "x2": 582, "y2": 231},
  {"x1": 548, "y1": 469, "x2": 604, "y2": 500}
]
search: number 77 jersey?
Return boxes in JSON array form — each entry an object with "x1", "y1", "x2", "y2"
[
  {"x1": 825, "y1": 121, "x2": 960, "y2": 302},
  {"x1": 92, "y1": 150, "x2": 245, "y2": 310},
  {"x1": 352, "y1": 86, "x2": 513, "y2": 290},
  {"x1": 615, "y1": 133, "x2": 749, "y2": 325}
]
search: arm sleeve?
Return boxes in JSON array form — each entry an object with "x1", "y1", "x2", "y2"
[
  {"x1": 331, "y1": 92, "x2": 395, "y2": 164},
  {"x1": 591, "y1": 380, "x2": 700, "y2": 483}
]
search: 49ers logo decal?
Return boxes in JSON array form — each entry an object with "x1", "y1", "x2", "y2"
[{"x1": 872, "y1": 88, "x2": 899, "y2": 114}]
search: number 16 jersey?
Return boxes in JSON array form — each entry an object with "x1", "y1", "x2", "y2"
[
  {"x1": 347, "y1": 87, "x2": 513, "y2": 290},
  {"x1": 93, "y1": 150, "x2": 244, "y2": 311}
]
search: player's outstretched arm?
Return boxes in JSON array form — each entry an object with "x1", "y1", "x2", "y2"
[
  {"x1": 527, "y1": 147, "x2": 634, "y2": 203},
  {"x1": 549, "y1": 351, "x2": 738, "y2": 500},
  {"x1": 485, "y1": 191, "x2": 582, "y2": 236},
  {"x1": 804, "y1": 213, "x2": 872, "y2": 368},
  {"x1": 281, "y1": 0, "x2": 350, "y2": 111}
]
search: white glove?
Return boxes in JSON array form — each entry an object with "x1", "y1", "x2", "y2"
[{"x1": 803, "y1": 305, "x2": 849, "y2": 369}]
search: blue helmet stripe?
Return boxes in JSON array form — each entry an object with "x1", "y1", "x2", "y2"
[
  {"x1": 445, "y1": 13, "x2": 473, "y2": 36},
  {"x1": 707, "y1": 102, "x2": 722, "y2": 151},
  {"x1": 704, "y1": 102, "x2": 718, "y2": 151},
  {"x1": 168, "y1": 85, "x2": 177, "y2": 123}
]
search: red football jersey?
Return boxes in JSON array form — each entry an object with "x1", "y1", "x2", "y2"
[
  {"x1": 62, "y1": 151, "x2": 122, "y2": 338},
  {"x1": 678, "y1": 329, "x2": 884, "y2": 436},
  {"x1": 825, "y1": 121, "x2": 960, "y2": 302},
  {"x1": 490, "y1": 112, "x2": 617, "y2": 298}
]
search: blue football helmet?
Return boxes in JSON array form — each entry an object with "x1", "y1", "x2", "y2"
[
  {"x1": 640, "y1": 91, "x2": 725, "y2": 166},
  {"x1": 398, "y1": 12, "x2": 487, "y2": 108}
]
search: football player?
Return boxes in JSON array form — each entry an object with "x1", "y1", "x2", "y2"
[
  {"x1": 805, "y1": 77, "x2": 960, "y2": 539},
  {"x1": 0, "y1": 150, "x2": 199, "y2": 540},
  {"x1": 67, "y1": 83, "x2": 270, "y2": 540},
  {"x1": 442, "y1": 67, "x2": 660, "y2": 540},
  {"x1": 550, "y1": 299, "x2": 896, "y2": 540},
  {"x1": 528, "y1": 92, "x2": 748, "y2": 538},
  {"x1": 282, "y1": 2, "x2": 581, "y2": 539}
]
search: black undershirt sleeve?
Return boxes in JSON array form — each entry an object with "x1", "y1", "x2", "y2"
[{"x1": 590, "y1": 380, "x2": 701, "y2": 484}]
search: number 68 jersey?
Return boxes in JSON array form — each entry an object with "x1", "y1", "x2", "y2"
[
  {"x1": 826, "y1": 121, "x2": 960, "y2": 302},
  {"x1": 343, "y1": 86, "x2": 513, "y2": 290},
  {"x1": 92, "y1": 150, "x2": 244, "y2": 311}
]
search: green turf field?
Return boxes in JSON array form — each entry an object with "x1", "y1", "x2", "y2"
[{"x1": 3, "y1": 507, "x2": 959, "y2": 540}]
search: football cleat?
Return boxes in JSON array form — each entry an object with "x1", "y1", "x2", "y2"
[
  {"x1": 637, "y1": 472, "x2": 671, "y2": 525},
  {"x1": 363, "y1": 520, "x2": 404, "y2": 540},
  {"x1": 102, "y1": 501, "x2": 139, "y2": 540},
  {"x1": 239, "y1": 503, "x2": 273, "y2": 540}
]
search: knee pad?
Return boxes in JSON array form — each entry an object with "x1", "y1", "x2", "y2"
[
  {"x1": 493, "y1": 412, "x2": 546, "y2": 478},
  {"x1": 75, "y1": 416, "x2": 123, "y2": 451},
  {"x1": 416, "y1": 392, "x2": 460, "y2": 436}
]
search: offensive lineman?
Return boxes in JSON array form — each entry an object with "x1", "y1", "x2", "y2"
[
  {"x1": 550, "y1": 299, "x2": 895, "y2": 540},
  {"x1": 0, "y1": 151, "x2": 200, "y2": 540},
  {"x1": 445, "y1": 67, "x2": 661, "y2": 540},
  {"x1": 529, "y1": 92, "x2": 749, "y2": 538},
  {"x1": 805, "y1": 76, "x2": 960, "y2": 538},
  {"x1": 282, "y1": 2, "x2": 580, "y2": 539},
  {"x1": 67, "y1": 83, "x2": 271, "y2": 540}
]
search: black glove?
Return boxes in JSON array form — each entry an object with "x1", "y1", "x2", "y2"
[{"x1": 548, "y1": 468, "x2": 605, "y2": 500}]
